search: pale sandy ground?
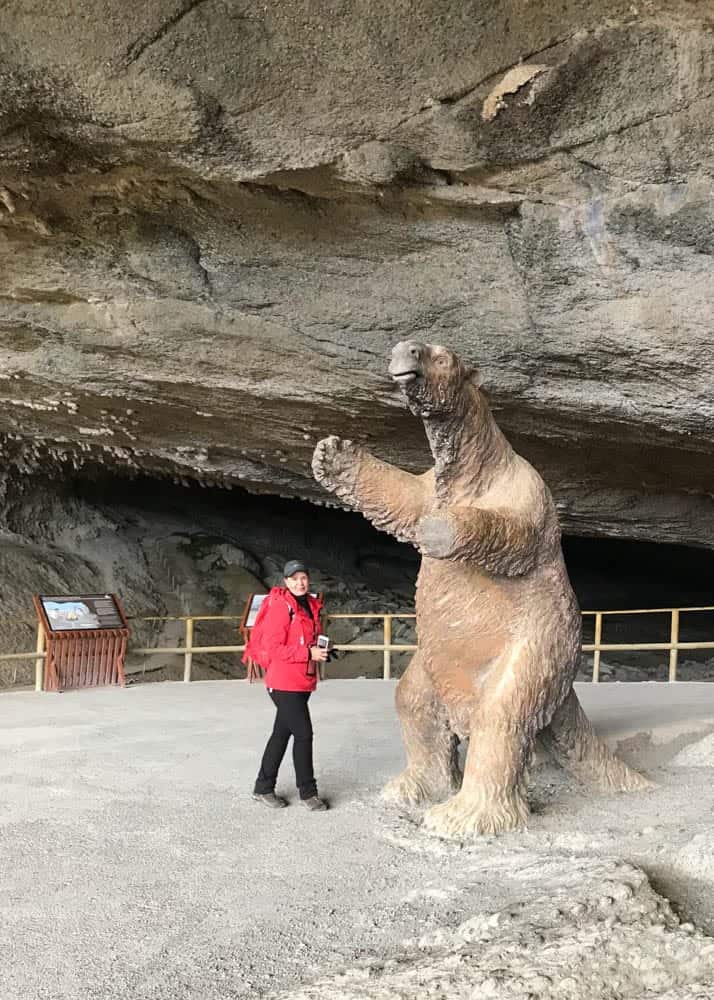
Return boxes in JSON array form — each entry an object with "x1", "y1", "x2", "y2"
[{"x1": 2, "y1": 680, "x2": 714, "y2": 999}]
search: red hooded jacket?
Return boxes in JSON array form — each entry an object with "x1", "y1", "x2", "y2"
[{"x1": 244, "y1": 587, "x2": 323, "y2": 692}]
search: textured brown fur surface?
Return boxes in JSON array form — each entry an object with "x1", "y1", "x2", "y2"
[{"x1": 312, "y1": 341, "x2": 651, "y2": 839}]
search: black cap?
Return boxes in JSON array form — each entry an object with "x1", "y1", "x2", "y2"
[{"x1": 283, "y1": 559, "x2": 308, "y2": 578}]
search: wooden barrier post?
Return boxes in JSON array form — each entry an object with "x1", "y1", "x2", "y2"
[
  {"x1": 669, "y1": 609, "x2": 680, "y2": 682},
  {"x1": 34, "y1": 625, "x2": 45, "y2": 692},
  {"x1": 383, "y1": 615, "x2": 392, "y2": 680},
  {"x1": 184, "y1": 618, "x2": 194, "y2": 683},
  {"x1": 592, "y1": 612, "x2": 603, "y2": 683}
]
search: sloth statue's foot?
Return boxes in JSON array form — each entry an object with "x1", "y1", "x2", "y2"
[
  {"x1": 423, "y1": 787, "x2": 528, "y2": 839},
  {"x1": 381, "y1": 766, "x2": 458, "y2": 806}
]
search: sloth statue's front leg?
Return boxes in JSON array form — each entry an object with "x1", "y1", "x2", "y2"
[
  {"x1": 416, "y1": 507, "x2": 540, "y2": 577},
  {"x1": 313, "y1": 436, "x2": 430, "y2": 543}
]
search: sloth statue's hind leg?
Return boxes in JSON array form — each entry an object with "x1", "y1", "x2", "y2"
[
  {"x1": 382, "y1": 651, "x2": 460, "y2": 806},
  {"x1": 423, "y1": 653, "x2": 535, "y2": 838}
]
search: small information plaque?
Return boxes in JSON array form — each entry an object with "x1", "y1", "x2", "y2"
[
  {"x1": 244, "y1": 593, "x2": 268, "y2": 629},
  {"x1": 38, "y1": 594, "x2": 126, "y2": 632}
]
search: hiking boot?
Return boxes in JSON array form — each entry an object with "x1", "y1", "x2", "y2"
[
  {"x1": 252, "y1": 792, "x2": 288, "y2": 808},
  {"x1": 301, "y1": 796, "x2": 328, "y2": 811}
]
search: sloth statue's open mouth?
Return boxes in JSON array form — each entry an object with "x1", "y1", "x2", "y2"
[{"x1": 390, "y1": 370, "x2": 419, "y2": 384}]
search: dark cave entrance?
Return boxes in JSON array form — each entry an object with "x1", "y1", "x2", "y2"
[
  {"x1": 562, "y1": 535, "x2": 714, "y2": 682},
  {"x1": 72, "y1": 472, "x2": 714, "y2": 610},
  {"x1": 8, "y1": 471, "x2": 711, "y2": 684},
  {"x1": 562, "y1": 535, "x2": 713, "y2": 612}
]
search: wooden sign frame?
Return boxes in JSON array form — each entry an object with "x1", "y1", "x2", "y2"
[{"x1": 34, "y1": 593, "x2": 130, "y2": 692}]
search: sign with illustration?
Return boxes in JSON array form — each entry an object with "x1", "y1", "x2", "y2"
[
  {"x1": 241, "y1": 592, "x2": 320, "y2": 631},
  {"x1": 38, "y1": 594, "x2": 125, "y2": 632},
  {"x1": 244, "y1": 593, "x2": 268, "y2": 629}
]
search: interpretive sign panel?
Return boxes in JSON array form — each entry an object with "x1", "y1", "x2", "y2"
[
  {"x1": 38, "y1": 594, "x2": 126, "y2": 632},
  {"x1": 239, "y1": 592, "x2": 320, "y2": 631},
  {"x1": 244, "y1": 593, "x2": 267, "y2": 630},
  {"x1": 33, "y1": 593, "x2": 130, "y2": 692}
]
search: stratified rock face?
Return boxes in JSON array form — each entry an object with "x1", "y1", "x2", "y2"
[{"x1": 1, "y1": 1, "x2": 713, "y2": 546}]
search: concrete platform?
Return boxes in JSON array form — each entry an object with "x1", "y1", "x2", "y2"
[{"x1": 2, "y1": 680, "x2": 714, "y2": 999}]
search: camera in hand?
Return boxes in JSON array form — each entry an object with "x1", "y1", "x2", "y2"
[{"x1": 316, "y1": 633, "x2": 338, "y2": 661}]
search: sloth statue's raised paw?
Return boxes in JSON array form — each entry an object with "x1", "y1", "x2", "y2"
[{"x1": 312, "y1": 435, "x2": 364, "y2": 499}]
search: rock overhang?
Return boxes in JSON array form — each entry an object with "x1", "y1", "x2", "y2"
[{"x1": 0, "y1": 1, "x2": 712, "y2": 546}]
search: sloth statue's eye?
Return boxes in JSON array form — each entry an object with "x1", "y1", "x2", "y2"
[{"x1": 437, "y1": 356, "x2": 448, "y2": 367}]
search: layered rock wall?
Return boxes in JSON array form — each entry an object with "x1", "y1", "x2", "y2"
[{"x1": 1, "y1": 1, "x2": 713, "y2": 546}]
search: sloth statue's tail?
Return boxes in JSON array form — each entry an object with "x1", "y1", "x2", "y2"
[{"x1": 540, "y1": 689, "x2": 654, "y2": 791}]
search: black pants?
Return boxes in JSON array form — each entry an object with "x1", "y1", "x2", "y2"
[{"x1": 254, "y1": 690, "x2": 317, "y2": 800}]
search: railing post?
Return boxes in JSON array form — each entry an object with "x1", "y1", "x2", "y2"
[
  {"x1": 34, "y1": 625, "x2": 45, "y2": 692},
  {"x1": 383, "y1": 615, "x2": 392, "y2": 680},
  {"x1": 183, "y1": 618, "x2": 194, "y2": 683},
  {"x1": 592, "y1": 612, "x2": 602, "y2": 683},
  {"x1": 669, "y1": 609, "x2": 680, "y2": 682}
]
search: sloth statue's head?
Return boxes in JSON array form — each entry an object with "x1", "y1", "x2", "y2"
[{"x1": 388, "y1": 340, "x2": 477, "y2": 419}]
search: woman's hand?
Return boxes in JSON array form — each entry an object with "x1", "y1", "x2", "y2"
[{"x1": 310, "y1": 646, "x2": 330, "y2": 662}]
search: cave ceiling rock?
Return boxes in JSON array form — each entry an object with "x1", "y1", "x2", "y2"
[{"x1": 0, "y1": 2, "x2": 712, "y2": 546}]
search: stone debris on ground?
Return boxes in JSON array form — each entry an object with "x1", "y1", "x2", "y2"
[{"x1": 275, "y1": 856, "x2": 714, "y2": 999}]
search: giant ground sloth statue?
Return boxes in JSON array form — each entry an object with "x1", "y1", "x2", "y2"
[{"x1": 312, "y1": 341, "x2": 651, "y2": 838}]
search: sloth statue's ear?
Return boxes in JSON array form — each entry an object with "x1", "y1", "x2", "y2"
[{"x1": 468, "y1": 366, "x2": 482, "y2": 388}]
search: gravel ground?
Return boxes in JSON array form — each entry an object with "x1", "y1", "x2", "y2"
[{"x1": 2, "y1": 680, "x2": 714, "y2": 999}]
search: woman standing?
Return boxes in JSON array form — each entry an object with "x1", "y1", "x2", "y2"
[{"x1": 248, "y1": 560, "x2": 329, "y2": 811}]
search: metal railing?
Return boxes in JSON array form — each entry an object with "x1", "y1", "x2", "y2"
[{"x1": 2, "y1": 605, "x2": 714, "y2": 690}]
